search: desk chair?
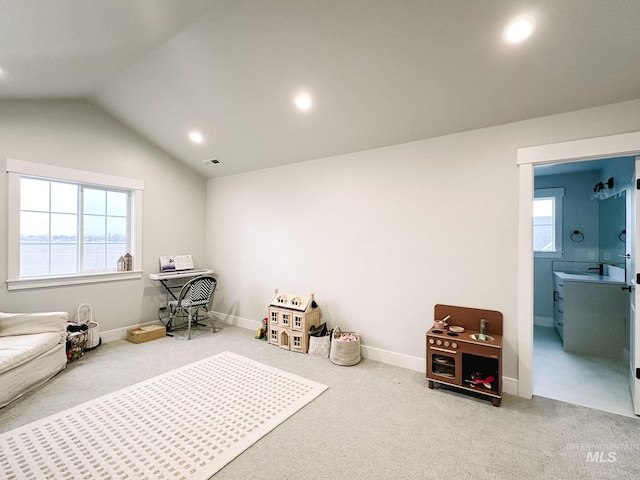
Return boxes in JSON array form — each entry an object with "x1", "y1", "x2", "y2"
[{"x1": 167, "y1": 275, "x2": 217, "y2": 339}]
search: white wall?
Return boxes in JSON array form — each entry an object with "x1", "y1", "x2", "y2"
[
  {"x1": 0, "y1": 100, "x2": 207, "y2": 334},
  {"x1": 206, "y1": 99, "x2": 640, "y2": 385}
]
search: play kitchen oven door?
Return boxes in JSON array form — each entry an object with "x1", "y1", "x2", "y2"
[{"x1": 426, "y1": 337, "x2": 460, "y2": 384}]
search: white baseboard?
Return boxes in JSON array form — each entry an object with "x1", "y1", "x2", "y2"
[
  {"x1": 361, "y1": 345, "x2": 518, "y2": 395},
  {"x1": 213, "y1": 312, "x2": 520, "y2": 396},
  {"x1": 103, "y1": 313, "x2": 520, "y2": 397},
  {"x1": 502, "y1": 376, "x2": 518, "y2": 396},
  {"x1": 361, "y1": 344, "x2": 425, "y2": 372},
  {"x1": 534, "y1": 315, "x2": 554, "y2": 327},
  {"x1": 212, "y1": 312, "x2": 262, "y2": 331}
]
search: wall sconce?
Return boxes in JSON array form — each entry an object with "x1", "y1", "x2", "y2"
[{"x1": 592, "y1": 177, "x2": 614, "y2": 200}]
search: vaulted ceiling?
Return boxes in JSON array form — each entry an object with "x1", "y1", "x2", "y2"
[{"x1": 2, "y1": 0, "x2": 640, "y2": 178}]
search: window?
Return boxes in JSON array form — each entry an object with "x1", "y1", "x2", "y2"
[
  {"x1": 533, "y1": 188, "x2": 563, "y2": 257},
  {"x1": 6, "y1": 159, "x2": 143, "y2": 290}
]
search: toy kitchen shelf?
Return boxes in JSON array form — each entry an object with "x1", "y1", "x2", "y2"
[{"x1": 426, "y1": 304, "x2": 503, "y2": 407}]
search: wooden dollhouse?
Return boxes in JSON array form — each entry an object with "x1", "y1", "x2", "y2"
[{"x1": 268, "y1": 289, "x2": 321, "y2": 353}]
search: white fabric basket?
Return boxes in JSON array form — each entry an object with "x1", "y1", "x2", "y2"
[
  {"x1": 329, "y1": 327, "x2": 361, "y2": 366},
  {"x1": 76, "y1": 303, "x2": 100, "y2": 349},
  {"x1": 308, "y1": 335, "x2": 330, "y2": 358}
]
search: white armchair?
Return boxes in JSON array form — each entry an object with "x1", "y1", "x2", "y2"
[{"x1": 0, "y1": 311, "x2": 68, "y2": 408}]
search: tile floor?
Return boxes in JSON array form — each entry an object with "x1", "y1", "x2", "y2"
[{"x1": 533, "y1": 325, "x2": 637, "y2": 418}]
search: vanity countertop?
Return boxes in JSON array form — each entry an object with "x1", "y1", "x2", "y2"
[{"x1": 553, "y1": 271, "x2": 626, "y2": 285}]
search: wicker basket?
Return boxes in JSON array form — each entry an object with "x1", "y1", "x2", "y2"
[
  {"x1": 329, "y1": 327, "x2": 361, "y2": 366},
  {"x1": 66, "y1": 330, "x2": 88, "y2": 363}
]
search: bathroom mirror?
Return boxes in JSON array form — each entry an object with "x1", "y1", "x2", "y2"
[{"x1": 599, "y1": 191, "x2": 625, "y2": 265}]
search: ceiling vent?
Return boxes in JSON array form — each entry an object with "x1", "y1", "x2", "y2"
[{"x1": 203, "y1": 158, "x2": 222, "y2": 166}]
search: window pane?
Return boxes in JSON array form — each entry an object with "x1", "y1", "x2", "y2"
[
  {"x1": 21, "y1": 178, "x2": 50, "y2": 212},
  {"x1": 107, "y1": 217, "x2": 126, "y2": 242},
  {"x1": 107, "y1": 243, "x2": 127, "y2": 270},
  {"x1": 20, "y1": 244, "x2": 49, "y2": 277},
  {"x1": 83, "y1": 243, "x2": 106, "y2": 270},
  {"x1": 533, "y1": 215, "x2": 552, "y2": 226},
  {"x1": 84, "y1": 189, "x2": 105, "y2": 215},
  {"x1": 534, "y1": 225, "x2": 553, "y2": 251},
  {"x1": 51, "y1": 213, "x2": 77, "y2": 242},
  {"x1": 533, "y1": 196, "x2": 558, "y2": 252},
  {"x1": 107, "y1": 191, "x2": 127, "y2": 216},
  {"x1": 533, "y1": 198, "x2": 553, "y2": 217},
  {"x1": 84, "y1": 215, "x2": 105, "y2": 242},
  {"x1": 21, "y1": 211, "x2": 50, "y2": 240},
  {"x1": 51, "y1": 244, "x2": 77, "y2": 274},
  {"x1": 51, "y1": 182, "x2": 78, "y2": 214}
]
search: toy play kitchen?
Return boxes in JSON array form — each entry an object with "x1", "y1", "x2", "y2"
[{"x1": 426, "y1": 304, "x2": 503, "y2": 406}]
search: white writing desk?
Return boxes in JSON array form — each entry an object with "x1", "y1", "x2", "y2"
[{"x1": 150, "y1": 269, "x2": 214, "y2": 301}]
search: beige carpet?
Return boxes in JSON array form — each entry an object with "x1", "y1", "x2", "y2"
[{"x1": 0, "y1": 351, "x2": 327, "y2": 480}]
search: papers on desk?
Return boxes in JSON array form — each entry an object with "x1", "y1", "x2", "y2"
[
  {"x1": 151, "y1": 255, "x2": 212, "y2": 281},
  {"x1": 159, "y1": 254, "x2": 194, "y2": 272}
]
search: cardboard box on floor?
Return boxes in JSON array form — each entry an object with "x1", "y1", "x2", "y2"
[{"x1": 127, "y1": 325, "x2": 166, "y2": 343}]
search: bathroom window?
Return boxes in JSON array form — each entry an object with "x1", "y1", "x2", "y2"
[{"x1": 534, "y1": 188, "x2": 563, "y2": 257}]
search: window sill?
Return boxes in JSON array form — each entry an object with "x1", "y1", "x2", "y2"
[{"x1": 6, "y1": 270, "x2": 143, "y2": 291}]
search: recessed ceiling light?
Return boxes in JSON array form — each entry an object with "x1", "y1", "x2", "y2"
[
  {"x1": 294, "y1": 92, "x2": 313, "y2": 111},
  {"x1": 503, "y1": 17, "x2": 535, "y2": 44},
  {"x1": 189, "y1": 131, "x2": 204, "y2": 144}
]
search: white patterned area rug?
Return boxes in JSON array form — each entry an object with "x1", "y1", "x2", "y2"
[{"x1": 0, "y1": 351, "x2": 327, "y2": 480}]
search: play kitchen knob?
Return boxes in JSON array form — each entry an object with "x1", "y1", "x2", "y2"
[
  {"x1": 436, "y1": 339, "x2": 442, "y2": 346},
  {"x1": 452, "y1": 343, "x2": 458, "y2": 349},
  {"x1": 444, "y1": 341, "x2": 450, "y2": 347},
  {"x1": 429, "y1": 338, "x2": 434, "y2": 344}
]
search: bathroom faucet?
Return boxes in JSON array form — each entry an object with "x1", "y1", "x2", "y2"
[
  {"x1": 480, "y1": 319, "x2": 487, "y2": 335},
  {"x1": 588, "y1": 263, "x2": 604, "y2": 275}
]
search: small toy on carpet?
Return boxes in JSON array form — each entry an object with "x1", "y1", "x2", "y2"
[{"x1": 255, "y1": 317, "x2": 268, "y2": 340}]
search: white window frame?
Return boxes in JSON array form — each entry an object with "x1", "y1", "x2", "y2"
[
  {"x1": 533, "y1": 187, "x2": 563, "y2": 259},
  {"x1": 6, "y1": 158, "x2": 144, "y2": 290}
]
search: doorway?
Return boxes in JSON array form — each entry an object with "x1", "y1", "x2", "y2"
[
  {"x1": 532, "y1": 157, "x2": 634, "y2": 417},
  {"x1": 516, "y1": 131, "x2": 640, "y2": 417}
]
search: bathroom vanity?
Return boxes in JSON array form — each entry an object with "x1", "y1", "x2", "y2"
[
  {"x1": 426, "y1": 304, "x2": 503, "y2": 406},
  {"x1": 553, "y1": 271, "x2": 627, "y2": 358}
]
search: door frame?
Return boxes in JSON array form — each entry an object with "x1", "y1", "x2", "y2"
[{"x1": 517, "y1": 131, "x2": 640, "y2": 399}]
